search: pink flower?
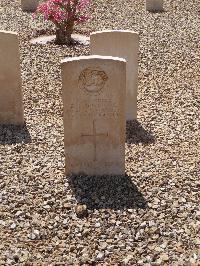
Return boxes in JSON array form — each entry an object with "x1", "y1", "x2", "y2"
[
  {"x1": 35, "y1": 0, "x2": 90, "y2": 24},
  {"x1": 77, "y1": 15, "x2": 90, "y2": 23}
]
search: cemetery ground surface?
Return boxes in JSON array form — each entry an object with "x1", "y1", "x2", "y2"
[{"x1": 0, "y1": 0, "x2": 199, "y2": 265}]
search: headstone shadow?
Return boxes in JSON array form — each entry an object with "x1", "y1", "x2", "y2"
[
  {"x1": 126, "y1": 120, "x2": 155, "y2": 144},
  {"x1": 0, "y1": 123, "x2": 31, "y2": 144},
  {"x1": 68, "y1": 174, "x2": 147, "y2": 210},
  {"x1": 148, "y1": 9, "x2": 166, "y2": 13}
]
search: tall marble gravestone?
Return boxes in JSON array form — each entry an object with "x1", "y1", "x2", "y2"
[
  {"x1": 90, "y1": 30, "x2": 139, "y2": 121},
  {"x1": 61, "y1": 55, "x2": 126, "y2": 176},
  {"x1": 146, "y1": 0, "x2": 164, "y2": 12},
  {"x1": 0, "y1": 31, "x2": 24, "y2": 125}
]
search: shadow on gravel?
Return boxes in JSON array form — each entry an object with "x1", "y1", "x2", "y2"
[
  {"x1": 69, "y1": 174, "x2": 147, "y2": 210},
  {"x1": 126, "y1": 120, "x2": 155, "y2": 144},
  {"x1": 148, "y1": 9, "x2": 166, "y2": 13},
  {"x1": 0, "y1": 124, "x2": 31, "y2": 144}
]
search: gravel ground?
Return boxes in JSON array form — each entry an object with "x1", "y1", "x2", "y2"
[{"x1": 0, "y1": 0, "x2": 199, "y2": 265}]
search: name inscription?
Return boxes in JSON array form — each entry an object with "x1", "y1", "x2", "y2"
[
  {"x1": 67, "y1": 160, "x2": 117, "y2": 169},
  {"x1": 65, "y1": 99, "x2": 120, "y2": 118}
]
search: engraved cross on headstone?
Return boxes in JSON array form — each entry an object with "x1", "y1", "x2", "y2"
[{"x1": 81, "y1": 119, "x2": 108, "y2": 162}]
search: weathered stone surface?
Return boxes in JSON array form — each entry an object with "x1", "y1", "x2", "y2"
[
  {"x1": 146, "y1": 0, "x2": 164, "y2": 12},
  {"x1": 21, "y1": 0, "x2": 39, "y2": 12},
  {"x1": 61, "y1": 55, "x2": 126, "y2": 176},
  {"x1": 0, "y1": 31, "x2": 24, "y2": 125},
  {"x1": 90, "y1": 30, "x2": 139, "y2": 121}
]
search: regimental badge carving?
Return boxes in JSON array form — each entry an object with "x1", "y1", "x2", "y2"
[{"x1": 78, "y1": 67, "x2": 108, "y2": 93}]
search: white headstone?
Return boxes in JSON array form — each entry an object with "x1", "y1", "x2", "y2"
[
  {"x1": 21, "y1": 0, "x2": 39, "y2": 12},
  {"x1": 0, "y1": 31, "x2": 24, "y2": 125},
  {"x1": 90, "y1": 30, "x2": 139, "y2": 120},
  {"x1": 146, "y1": 0, "x2": 164, "y2": 12},
  {"x1": 61, "y1": 55, "x2": 126, "y2": 176}
]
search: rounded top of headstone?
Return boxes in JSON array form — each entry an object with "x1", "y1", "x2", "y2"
[
  {"x1": 61, "y1": 55, "x2": 126, "y2": 64},
  {"x1": 90, "y1": 30, "x2": 139, "y2": 36}
]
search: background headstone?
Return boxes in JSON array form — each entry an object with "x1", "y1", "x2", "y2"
[
  {"x1": 61, "y1": 55, "x2": 126, "y2": 176},
  {"x1": 90, "y1": 30, "x2": 139, "y2": 121},
  {"x1": 21, "y1": 0, "x2": 39, "y2": 12},
  {"x1": 146, "y1": 0, "x2": 164, "y2": 12},
  {"x1": 0, "y1": 31, "x2": 24, "y2": 125}
]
